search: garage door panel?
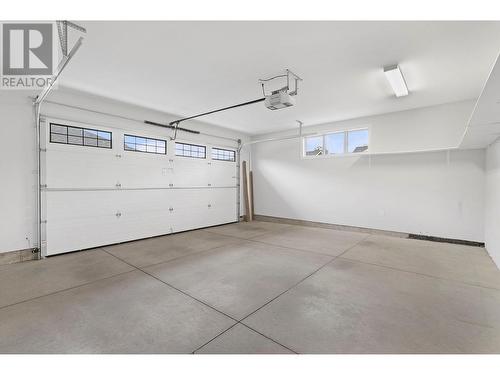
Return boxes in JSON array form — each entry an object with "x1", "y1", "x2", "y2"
[
  {"x1": 45, "y1": 148, "x2": 119, "y2": 189},
  {"x1": 208, "y1": 188, "x2": 238, "y2": 206},
  {"x1": 172, "y1": 158, "x2": 210, "y2": 187},
  {"x1": 117, "y1": 190, "x2": 173, "y2": 240},
  {"x1": 173, "y1": 188, "x2": 238, "y2": 229},
  {"x1": 210, "y1": 161, "x2": 237, "y2": 187},
  {"x1": 42, "y1": 118, "x2": 238, "y2": 256},
  {"x1": 46, "y1": 216, "x2": 118, "y2": 254},
  {"x1": 208, "y1": 188, "x2": 238, "y2": 226},
  {"x1": 45, "y1": 190, "x2": 119, "y2": 254},
  {"x1": 169, "y1": 188, "x2": 211, "y2": 232},
  {"x1": 46, "y1": 190, "x2": 119, "y2": 220},
  {"x1": 45, "y1": 190, "x2": 174, "y2": 255},
  {"x1": 119, "y1": 153, "x2": 174, "y2": 188},
  {"x1": 169, "y1": 188, "x2": 237, "y2": 232}
]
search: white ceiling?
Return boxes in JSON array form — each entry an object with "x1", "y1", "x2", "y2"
[{"x1": 60, "y1": 21, "x2": 500, "y2": 135}]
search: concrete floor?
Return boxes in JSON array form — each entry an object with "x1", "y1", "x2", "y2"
[{"x1": 1, "y1": 221, "x2": 499, "y2": 353}]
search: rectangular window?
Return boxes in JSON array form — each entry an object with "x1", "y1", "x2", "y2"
[
  {"x1": 50, "y1": 123, "x2": 112, "y2": 149},
  {"x1": 124, "y1": 134, "x2": 166, "y2": 155},
  {"x1": 175, "y1": 142, "x2": 206, "y2": 159},
  {"x1": 324, "y1": 132, "x2": 345, "y2": 155},
  {"x1": 347, "y1": 129, "x2": 369, "y2": 153},
  {"x1": 304, "y1": 128, "x2": 368, "y2": 157},
  {"x1": 304, "y1": 136, "x2": 324, "y2": 156},
  {"x1": 211, "y1": 147, "x2": 236, "y2": 162}
]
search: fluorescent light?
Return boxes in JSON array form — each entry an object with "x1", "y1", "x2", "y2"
[{"x1": 384, "y1": 65, "x2": 409, "y2": 97}]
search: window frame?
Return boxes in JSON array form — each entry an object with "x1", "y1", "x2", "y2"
[
  {"x1": 175, "y1": 141, "x2": 207, "y2": 159},
  {"x1": 123, "y1": 134, "x2": 167, "y2": 155},
  {"x1": 211, "y1": 147, "x2": 236, "y2": 162},
  {"x1": 49, "y1": 122, "x2": 112, "y2": 149},
  {"x1": 302, "y1": 127, "x2": 370, "y2": 159}
]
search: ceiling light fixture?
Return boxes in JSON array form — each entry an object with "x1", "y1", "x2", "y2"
[{"x1": 384, "y1": 65, "x2": 409, "y2": 97}]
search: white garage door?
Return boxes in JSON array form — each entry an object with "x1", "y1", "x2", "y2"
[{"x1": 40, "y1": 117, "x2": 238, "y2": 256}]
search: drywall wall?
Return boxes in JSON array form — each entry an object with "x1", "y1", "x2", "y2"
[
  {"x1": 250, "y1": 101, "x2": 485, "y2": 242},
  {"x1": 485, "y1": 140, "x2": 500, "y2": 267},
  {"x1": 0, "y1": 88, "x2": 250, "y2": 254},
  {"x1": 251, "y1": 100, "x2": 476, "y2": 154},
  {"x1": 0, "y1": 92, "x2": 38, "y2": 254}
]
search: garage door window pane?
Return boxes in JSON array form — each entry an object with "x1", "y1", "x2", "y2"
[
  {"x1": 98, "y1": 131, "x2": 111, "y2": 140},
  {"x1": 69, "y1": 135, "x2": 84, "y2": 145},
  {"x1": 212, "y1": 147, "x2": 235, "y2": 162},
  {"x1": 123, "y1": 134, "x2": 166, "y2": 155},
  {"x1": 84, "y1": 137, "x2": 97, "y2": 146},
  {"x1": 51, "y1": 133, "x2": 67, "y2": 143},
  {"x1": 68, "y1": 127, "x2": 83, "y2": 137},
  {"x1": 50, "y1": 123, "x2": 112, "y2": 149},
  {"x1": 83, "y1": 129, "x2": 97, "y2": 139},
  {"x1": 124, "y1": 135, "x2": 135, "y2": 144},
  {"x1": 98, "y1": 139, "x2": 111, "y2": 148},
  {"x1": 305, "y1": 136, "x2": 323, "y2": 156},
  {"x1": 175, "y1": 142, "x2": 206, "y2": 159},
  {"x1": 50, "y1": 124, "x2": 67, "y2": 135},
  {"x1": 325, "y1": 132, "x2": 344, "y2": 155},
  {"x1": 348, "y1": 129, "x2": 369, "y2": 153}
]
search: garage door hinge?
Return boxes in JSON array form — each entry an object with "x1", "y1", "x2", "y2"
[
  {"x1": 39, "y1": 148, "x2": 47, "y2": 152},
  {"x1": 169, "y1": 207, "x2": 174, "y2": 212},
  {"x1": 40, "y1": 184, "x2": 47, "y2": 189},
  {"x1": 40, "y1": 220, "x2": 47, "y2": 224}
]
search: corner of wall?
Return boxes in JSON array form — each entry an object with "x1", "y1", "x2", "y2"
[{"x1": 484, "y1": 139, "x2": 500, "y2": 269}]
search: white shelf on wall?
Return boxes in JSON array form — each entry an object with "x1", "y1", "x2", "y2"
[
  {"x1": 300, "y1": 147, "x2": 458, "y2": 159},
  {"x1": 247, "y1": 132, "x2": 459, "y2": 159}
]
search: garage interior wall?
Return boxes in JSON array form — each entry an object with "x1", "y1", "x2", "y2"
[
  {"x1": 0, "y1": 88, "x2": 250, "y2": 255},
  {"x1": 485, "y1": 140, "x2": 500, "y2": 267},
  {"x1": 0, "y1": 89, "x2": 497, "y2": 267},
  {"x1": 250, "y1": 100, "x2": 487, "y2": 243}
]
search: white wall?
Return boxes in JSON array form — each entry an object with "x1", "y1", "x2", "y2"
[
  {"x1": 252, "y1": 100, "x2": 475, "y2": 153},
  {"x1": 0, "y1": 89, "x2": 489, "y2": 252},
  {"x1": 0, "y1": 92, "x2": 38, "y2": 253},
  {"x1": 0, "y1": 88, "x2": 250, "y2": 254},
  {"x1": 250, "y1": 101, "x2": 486, "y2": 242},
  {"x1": 485, "y1": 140, "x2": 500, "y2": 267}
]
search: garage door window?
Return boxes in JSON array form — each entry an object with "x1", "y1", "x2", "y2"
[
  {"x1": 175, "y1": 142, "x2": 206, "y2": 159},
  {"x1": 50, "y1": 123, "x2": 112, "y2": 149},
  {"x1": 211, "y1": 147, "x2": 236, "y2": 162},
  {"x1": 124, "y1": 134, "x2": 166, "y2": 154}
]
